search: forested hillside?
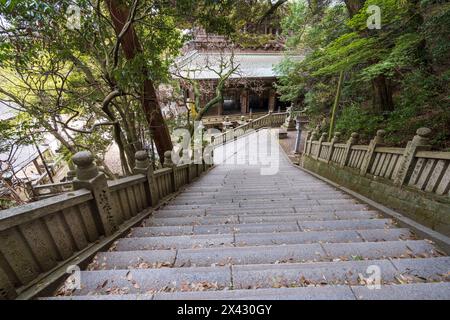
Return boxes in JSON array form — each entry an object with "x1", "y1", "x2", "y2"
[{"x1": 276, "y1": 0, "x2": 450, "y2": 149}]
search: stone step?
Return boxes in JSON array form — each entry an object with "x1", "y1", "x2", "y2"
[
  {"x1": 116, "y1": 234, "x2": 235, "y2": 251},
  {"x1": 132, "y1": 219, "x2": 394, "y2": 237},
  {"x1": 114, "y1": 229, "x2": 413, "y2": 251},
  {"x1": 174, "y1": 192, "x2": 352, "y2": 201},
  {"x1": 95, "y1": 240, "x2": 438, "y2": 270},
  {"x1": 66, "y1": 257, "x2": 450, "y2": 296},
  {"x1": 161, "y1": 202, "x2": 367, "y2": 211},
  {"x1": 45, "y1": 283, "x2": 450, "y2": 300},
  {"x1": 154, "y1": 207, "x2": 375, "y2": 218},
  {"x1": 145, "y1": 211, "x2": 380, "y2": 227},
  {"x1": 232, "y1": 257, "x2": 450, "y2": 289},
  {"x1": 171, "y1": 199, "x2": 359, "y2": 208},
  {"x1": 155, "y1": 205, "x2": 371, "y2": 218},
  {"x1": 351, "y1": 282, "x2": 450, "y2": 300},
  {"x1": 72, "y1": 266, "x2": 232, "y2": 296}
]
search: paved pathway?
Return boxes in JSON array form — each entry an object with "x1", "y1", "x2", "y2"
[{"x1": 48, "y1": 130, "x2": 450, "y2": 300}]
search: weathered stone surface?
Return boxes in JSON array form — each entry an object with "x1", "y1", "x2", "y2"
[
  {"x1": 298, "y1": 219, "x2": 393, "y2": 231},
  {"x1": 73, "y1": 267, "x2": 232, "y2": 295},
  {"x1": 235, "y1": 230, "x2": 363, "y2": 246},
  {"x1": 116, "y1": 235, "x2": 234, "y2": 251},
  {"x1": 154, "y1": 286, "x2": 356, "y2": 300},
  {"x1": 93, "y1": 250, "x2": 176, "y2": 270},
  {"x1": 174, "y1": 244, "x2": 326, "y2": 267},
  {"x1": 38, "y1": 130, "x2": 450, "y2": 301},
  {"x1": 352, "y1": 282, "x2": 450, "y2": 300},
  {"x1": 232, "y1": 260, "x2": 399, "y2": 289},
  {"x1": 302, "y1": 156, "x2": 450, "y2": 236}
]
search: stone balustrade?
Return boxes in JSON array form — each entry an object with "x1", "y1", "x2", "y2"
[
  {"x1": 302, "y1": 128, "x2": 450, "y2": 235},
  {"x1": 0, "y1": 150, "x2": 213, "y2": 299},
  {"x1": 213, "y1": 112, "x2": 288, "y2": 147}
]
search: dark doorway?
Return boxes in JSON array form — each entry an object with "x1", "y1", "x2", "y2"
[
  {"x1": 223, "y1": 95, "x2": 240, "y2": 115},
  {"x1": 249, "y1": 93, "x2": 269, "y2": 113}
]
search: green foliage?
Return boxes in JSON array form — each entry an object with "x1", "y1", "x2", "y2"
[
  {"x1": 335, "y1": 104, "x2": 384, "y2": 142},
  {"x1": 276, "y1": 0, "x2": 450, "y2": 149}
]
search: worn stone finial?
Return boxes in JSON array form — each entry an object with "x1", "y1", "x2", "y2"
[
  {"x1": 374, "y1": 130, "x2": 386, "y2": 144},
  {"x1": 333, "y1": 132, "x2": 342, "y2": 143},
  {"x1": 163, "y1": 151, "x2": 174, "y2": 168},
  {"x1": 241, "y1": 116, "x2": 245, "y2": 121},
  {"x1": 348, "y1": 132, "x2": 359, "y2": 144},
  {"x1": 412, "y1": 127, "x2": 432, "y2": 146},
  {"x1": 311, "y1": 131, "x2": 319, "y2": 140},
  {"x1": 72, "y1": 151, "x2": 99, "y2": 181},
  {"x1": 135, "y1": 151, "x2": 150, "y2": 169},
  {"x1": 320, "y1": 133, "x2": 327, "y2": 141}
]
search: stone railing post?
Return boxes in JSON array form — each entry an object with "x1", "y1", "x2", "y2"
[
  {"x1": 315, "y1": 133, "x2": 327, "y2": 160},
  {"x1": 72, "y1": 151, "x2": 118, "y2": 236},
  {"x1": 303, "y1": 131, "x2": 312, "y2": 155},
  {"x1": 66, "y1": 162, "x2": 77, "y2": 181},
  {"x1": 133, "y1": 150, "x2": 159, "y2": 207},
  {"x1": 163, "y1": 151, "x2": 176, "y2": 192},
  {"x1": 360, "y1": 130, "x2": 386, "y2": 175},
  {"x1": 394, "y1": 128, "x2": 432, "y2": 187},
  {"x1": 0, "y1": 267, "x2": 17, "y2": 299},
  {"x1": 327, "y1": 132, "x2": 341, "y2": 163},
  {"x1": 341, "y1": 132, "x2": 359, "y2": 168},
  {"x1": 307, "y1": 131, "x2": 318, "y2": 155}
]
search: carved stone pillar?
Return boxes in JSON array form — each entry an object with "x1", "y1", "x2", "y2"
[
  {"x1": 72, "y1": 151, "x2": 118, "y2": 236},
  {"x1": 134, "y1": 150, "x2": 158, "y2": 206}
]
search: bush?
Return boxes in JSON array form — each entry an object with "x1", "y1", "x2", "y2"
[{"x1": 335, "y1": 104, "x2": 384, "y2": 143}]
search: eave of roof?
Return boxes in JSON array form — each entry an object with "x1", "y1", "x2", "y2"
[{"x1": 173, "y1": 51, "x2": 304, "y2": 81}]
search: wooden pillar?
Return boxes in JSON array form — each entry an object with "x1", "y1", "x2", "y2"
[
  {"x1": 259, "y1": 91, "x2": 264, "y2": 111},
  {"x1": 217, "y1": 101, "x2": 223, "y2": 116},
  {"x1": 240, "y1": 90, "x2": 249, "y2": 114},
  {"x1": 269, "y1": 89, "x2": 276, "y2": 113},
  {"x1": 33, "y1": 159, "x2": 43, "y2": 175}
]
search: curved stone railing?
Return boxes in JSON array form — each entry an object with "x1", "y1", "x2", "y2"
[
  {"x1": 213, "y1": 112, "x2": 288, "y2": 147},
  {"x1": 0, "y1": 150, "x2": 212, "y2": 299},
  {"x1": 302, "y1": 128, "x2": 450, "y2": 235}
]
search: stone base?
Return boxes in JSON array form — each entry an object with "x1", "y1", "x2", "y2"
[
  {"x1": 283, "y1": 122, "x2": 296, "y2": 132},
  {"x1": 278, "y1": 129, "x2": 288, "y2": 139}
]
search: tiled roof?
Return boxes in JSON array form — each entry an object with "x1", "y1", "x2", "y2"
[{"x1": 173, "y1": 51, "x2": 304, "y2": 80}]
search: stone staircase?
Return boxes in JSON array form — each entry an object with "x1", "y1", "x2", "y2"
[{"x1": 46, "y1": 131, "x2": 450, "y2": 300}]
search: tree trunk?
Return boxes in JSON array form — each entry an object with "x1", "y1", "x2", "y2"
[
  {"x1": 105, "y1": 0, "x2": 173, "y2": 163},
  {"x1": 344, "y1": 0, "x2": 394, "y2": 113},
  {"x1": 372, "y1": 74, "x2": 394, "y2": 113}
]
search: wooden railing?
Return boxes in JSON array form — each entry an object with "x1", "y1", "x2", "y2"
[
  {"x1": 0, "y1": 150, "x2": 212, "y2": 299},
  {"x1": 212, "y1": 112, "x2": 288, "y2": 147},
  {"x1": 303, "y1": 128, "x2": 450, "y2": 197}
]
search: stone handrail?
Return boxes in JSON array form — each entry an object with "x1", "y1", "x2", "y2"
[
  {"x1": 303, "y1": 129, "x2": 450, "y2": 197},
  {"x1": 212, "y1": 112, "x2": 288, "y2": 147},
  {"x1": 202, "y1": 112, "x2": 268, "y2": 126},
  {"x1": 29, "y1": 181, "x2": 73, "y2": 200},
  {"x1": 0, "y1": 150, "x2": 212, "y2": 299},
  {"x1": 302, "y1": 128, "x2": 450, "y2": 236}
]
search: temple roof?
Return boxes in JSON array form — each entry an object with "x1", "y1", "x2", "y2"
[{"x1": 173, "y1": 51, "x2": 304, "y2": 81}]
